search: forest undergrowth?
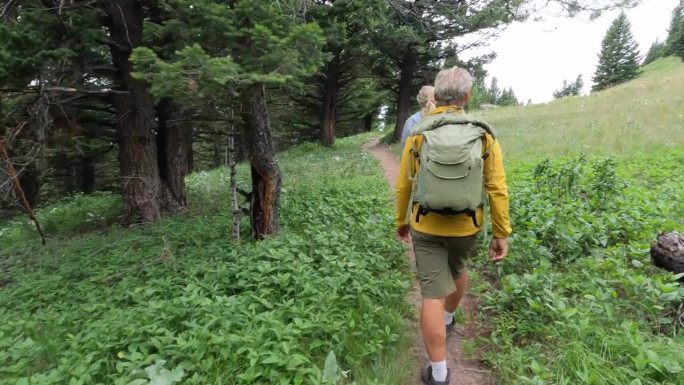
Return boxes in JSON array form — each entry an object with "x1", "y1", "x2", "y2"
[
  {"x1": 469, "y1": 150, "x2": 684, "y2": 385},
  {"x1": 0, "y1": 133, "x2": 414, "y2": 385}
]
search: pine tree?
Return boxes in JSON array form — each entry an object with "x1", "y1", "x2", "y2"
[
  {"x1": 554, "y1": 74, "x2": 584, "y2": 99},
  {"x1": 488, "y1": 77, "x2": 502, "y2": 104},
  {"x1": 465, "y1": 77, "x2": 489, "y2": 110},
  {"x1": 665, "y1": 0, "x2": 684, "y2": 60},
  {"x1": 553, "y1": 79, "x2": 571, "y2": 99},
  {"x1": 572, "y1": 74, "x2": 584, "y2": 95},
  {"x1": 643, "y1": 39, "x2": 666, "y2": 65},
  {"x1": 498, "y1": 87, "x2": 519, "y2": 106},
  {"x1": 592, "y1": 13, "x2": 641, "y2": 92},
  {"x1": 131, "y1": 0, "x2": 326, "y2": 238}
]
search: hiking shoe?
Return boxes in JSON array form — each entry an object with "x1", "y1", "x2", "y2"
[
  {"x1": 446, "y1": 319, "x2": 455, "y2": 334},
  {"x1": 421, "y1": 364, "x2": 450, "y2": 385}
]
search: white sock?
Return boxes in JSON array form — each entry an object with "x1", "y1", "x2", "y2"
[
  {"x1": 430, "y1": 360, "x2": 448, "y2": 381},
  {"x1": 444, "y1": 311, "x2": 454, "y2": 325}
]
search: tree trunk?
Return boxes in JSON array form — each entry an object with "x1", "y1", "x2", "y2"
[
  {"x1": 228, "y1": 110, "x2": 241, "y2": 242},
  {"x1": 187, "y1": 141, "x2": 194, "y2": 173},
  {"x1": 212, "y1": 131, "x2": 222, "y2": 167},
  {"x1": 651, "y1": 232, "x2": 684, "y2": 281},
  {"x1": 321, "y1": 52, "x2": 340, "y2": 148},
  {"x1": 80, "y1": 154, "x2": 96, "y2": 194},
  {"x1": 393, "y1": 47, "x2": 418, "y2": 143},
  {"x1": 18, "y1": 162, "x2": 40, "y2": 208},
  {"x1": 240, "y1": 85, "x2": 281, "y2": 239},
  {"x1": 363, "y1": 110, "x2": 373, "y2": 132},
  {"x1": 103, "y1": 0, "x2": 162, "y2": 225},
  {"x1": 156, "y1": 98, "x2": 191, "y2": 213}
]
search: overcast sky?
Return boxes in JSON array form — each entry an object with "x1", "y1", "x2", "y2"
[{"x1": 459, "y1": 0, "x2": 678, "y2": 103}]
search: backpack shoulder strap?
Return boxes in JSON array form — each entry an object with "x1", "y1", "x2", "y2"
[{"x1": 410, "y1": 113, "x2": 497, "y2": 139}]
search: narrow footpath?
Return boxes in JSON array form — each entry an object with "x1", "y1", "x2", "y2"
[{"x1": 365, "y1": 138, "x2": 494, "y2": 385}]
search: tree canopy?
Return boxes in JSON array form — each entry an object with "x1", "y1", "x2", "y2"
[
  {"x1": 0, "y1": 0, "x2": 642, "y2": 237},
  {"x1": 665, "y1": 0, "x2": 684, "y2": 60}
]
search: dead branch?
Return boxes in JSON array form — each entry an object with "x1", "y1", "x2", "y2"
[{"x1": 0, "y1": 138, "x2": 46, "y2": 245}]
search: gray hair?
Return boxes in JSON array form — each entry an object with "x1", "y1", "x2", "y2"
[{"x1": 433, "y1": 67, "x2": 473, "y2": 106}]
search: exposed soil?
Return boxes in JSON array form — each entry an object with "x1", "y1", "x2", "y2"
[{"x1": 365, "y1": 138, "x2": 495, "y2": 385}]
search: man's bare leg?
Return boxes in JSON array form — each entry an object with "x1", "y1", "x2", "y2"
[
  {"x1": 445, "y1": 269, "x2": 469, "y2": 313},
  {"x1": 421, "y1": 298, "x2": 447, "y2": 361}
]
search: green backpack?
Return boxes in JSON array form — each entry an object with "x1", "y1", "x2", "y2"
[{"x1": 406, "y1": 113, "x2": 497, "y2": 227}]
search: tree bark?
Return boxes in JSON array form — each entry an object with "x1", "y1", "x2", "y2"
[
  {"x1": 80, "y1": 154, "x2": 96, "y2": 194},
  {"x1": 321, "y1": 52, "x2": 340, "y2": 148},
  {"x1": 103, "y1": 0, "x2": 162, "y2": 225},
  {"x1": 393, "y1": 46, "x2": 418, "y2": 143},
  {"x1": 18, "y1": 162, "x2": 41, "y2": 208},
  {"x1": 363, "y1": 110, "x2": 373, "y2": 132},
  {"x1": 228, "y1": 110, "x2": 241, "y2": 242},
  {"x1": 240, "y1": 85, "x2": 281, "y2": 239},
  {"x1": 156, "y1": 98, "x2": 191, "y2": 213}
]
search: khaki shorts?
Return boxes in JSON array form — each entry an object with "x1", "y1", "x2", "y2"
[{"x1": 411, "y1": 229, "x2": 480, "y2": 299}]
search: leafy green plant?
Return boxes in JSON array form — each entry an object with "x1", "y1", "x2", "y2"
[
  {"x1": 0, "y1": 133, "x2": 412, "y2": 385},
  {"x1": 472, "y1": 150, "x2": 684, "y2": 385}
]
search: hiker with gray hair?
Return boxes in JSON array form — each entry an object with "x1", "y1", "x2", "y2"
[
  {"x1": 395, "y1": 67, "x2": 512, "y2": 385},
  {"x1": 400, "y1": 85, "x2": 436, "y2": 149}
]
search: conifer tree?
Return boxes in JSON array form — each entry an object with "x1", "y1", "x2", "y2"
[
  {"x1": 572, "y1": 74, "x2": 584, "y2": 95},
  {"x1": 488, "y1": 77, "x2": 502, "y2": 104},
  {"x1": 465, "y1": 77, "x2": 489, "y2": 110},
  {"x1": 554, "y1": 74, "x2": 584, "y2": 99},
  {"x1": 643, "y1": 39, "x2": 666, "y2": 65},
  {"x1": 592, "y1": 13, "x2": 641, "y2": 92},
  {"x1": 131, "y1": 0, "x2": 325, "y2": 238},
  {"x1": 665, "y1": 0, "x2": 684, "y2": 60},
  {"x1": 498, "y1": 87, "x2": 519, "y2": 106}
]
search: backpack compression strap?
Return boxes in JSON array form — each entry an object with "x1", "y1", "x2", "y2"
[{"x1": 404, "y1": 137, "x2": 421, "y2": 225}]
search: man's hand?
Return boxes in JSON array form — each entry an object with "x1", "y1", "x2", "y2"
[
  {"x1": 397, "y1": 225, "x2": 411, "y2": 243},
  {"x1": 488, "y1": 237, "x2": 508, "y2": 262}
]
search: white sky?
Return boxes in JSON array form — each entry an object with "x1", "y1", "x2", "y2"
[{"x1": 459, "y1": 0, "x2": 678, "y2": 103}]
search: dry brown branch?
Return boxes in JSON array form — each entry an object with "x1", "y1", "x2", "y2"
[{"x1": 0, "y1": 138, "x2": 46, "y2": 245}]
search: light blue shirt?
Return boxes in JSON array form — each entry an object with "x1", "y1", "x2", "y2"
[{"x1": 400, "y1": 111, "x2": 423, "y2": 150}]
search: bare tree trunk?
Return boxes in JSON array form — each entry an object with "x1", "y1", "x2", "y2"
[
  {"x1": 104, "y1": 0, "x2": 162, "y2": 225},
  {"x1": 80, "y1": 154, "x2": 96, "y2": 194},
  {"x1": 228, "y1": 109, "x2": 241, "y2": 242},
  {"x1": 0, "y1": 139, "x2": 46, "y2": 244},
  {"x1": 240, "y1": 85, "x2": 281, "y2": 239},
  {"x1": 156, "y1": 98, "x2": 191, "y2": 214},
  {"x1": 212, "y1": 131, "x2": 222, "y2": 168},
  {"x1": 393, "y1": 47, "x2": 417, "y2": 143},
  {"x1": 321, "y1": 52, "x2": 340, "y2": 148},
  {"x1": 102, "y1": 0, "x2": 162, "y2": 225},
  {"x1": 18, "y1": 162, "x2": 41, "y2": 208},
  {"x1": 363, "y1": 110, "x2": 373, "y2": 132}
]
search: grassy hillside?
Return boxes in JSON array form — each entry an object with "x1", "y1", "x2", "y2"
[{"x1": 475, "y1": 57, "x2": 684, "y2": 161}]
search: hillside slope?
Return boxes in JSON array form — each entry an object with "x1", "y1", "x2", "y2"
[{"x1": 475, "y1": 57, "x2": 684, "y2": 161}]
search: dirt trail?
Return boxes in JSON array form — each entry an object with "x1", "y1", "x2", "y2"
[{"x1": 365, "y1": 138, "x2": 494, "y2": 385}]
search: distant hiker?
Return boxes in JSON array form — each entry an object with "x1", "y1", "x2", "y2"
[
  {"x1": 400, "y1": 85, "x2": 436, "y2": 149},
  {"x1": 395, "y1": 67, "x2": 511, "y2": 385}
]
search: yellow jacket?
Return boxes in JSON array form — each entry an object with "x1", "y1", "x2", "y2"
[{"x1": 395, "y1": 107, "x2": 512, "y2": 238}]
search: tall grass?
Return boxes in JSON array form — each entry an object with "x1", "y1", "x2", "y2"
[{"x1": 474, "y1": 58, "x2": 684, "y2": 161}]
